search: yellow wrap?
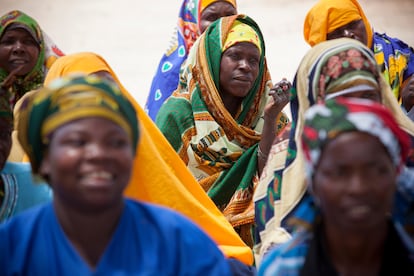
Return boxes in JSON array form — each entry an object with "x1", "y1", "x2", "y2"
[
  {"x1": 200, "y1": 0, "x2": 237, "y2": 12},
  {"x1": 304, "y1": 0, "x2": 373, "y2": 48},
  {"x1": 41, "y1": 52, "x2": 253, "y2": 265}
]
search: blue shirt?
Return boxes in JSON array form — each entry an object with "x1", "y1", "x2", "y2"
[{"x1": 0, "y1": 199, "x2": 232, "y2": 275}]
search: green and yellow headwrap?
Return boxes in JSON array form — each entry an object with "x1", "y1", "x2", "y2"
[
  {"x1": 222, "y1": 20, "x2": 262, "y2": 54},
  {"x1": 16, "y1": 74, "x2": 139, "y2": 173},
  {"x1": 0, "y1": 10, "x2": 46, "y2": 99}
]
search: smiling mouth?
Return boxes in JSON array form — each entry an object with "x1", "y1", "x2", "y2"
[{"x1": 10, "y1": 60, "x2": 27, "y2": 65}]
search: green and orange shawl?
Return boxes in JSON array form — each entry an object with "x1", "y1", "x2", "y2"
[
  {"x1": 0, "y1": 10, "x2": 64, "y2": 109},
  {"x1": 156, "y1": 14, "x2": 289, "y2": 246}
]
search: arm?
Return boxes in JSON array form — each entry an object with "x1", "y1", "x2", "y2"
[{"x1": 258, "y1": 79, "x2": 291, "y2": 175}]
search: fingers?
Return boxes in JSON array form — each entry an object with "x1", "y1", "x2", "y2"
[
  {"x1": 270, "y1": 78, "x2": 291, "y2": 102},
  {"x1": 1, "y1": 65, "x2": 24, "y2": 90}
]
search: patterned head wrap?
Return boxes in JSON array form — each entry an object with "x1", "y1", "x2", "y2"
[
  {"x1": 0, "y1": 10, "x2": 64, "y2": 110},
  {"x1": 252, "y1": 38, "x2": 414, "y2": 254},
  {"x1": 303, "y1": 0, "x2": 373, "y2": 48},
  {"x1": 302, "y1": 97, "x2": 410, "y2": 182},
  {"x1": 16, "y1": 74, "x2": 139, "y2": 174},
  {"x1": 222, "y1": 20, "x2": 262, "y2": 54},
  {"x1": 309, "y1": 39, "x2": 380, "y2": 102},
  {"x1": 200, "y1": 0, "x2": 237, "y2": 12},
  {"x1": 144, "y1": 0, "x2": 237, "y2": 120}
]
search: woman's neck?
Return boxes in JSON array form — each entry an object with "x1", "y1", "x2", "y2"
[
  {"x1": 323, "y1": 221, "x2": 388, "y2": 275},
  {"x1": 53, "y1": 199, "x2": 124, "y2": 268}
]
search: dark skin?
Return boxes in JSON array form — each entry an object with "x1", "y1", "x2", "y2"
[
  {"x1": 0, "y1": 27, "x2": 40, "y2": 89},
  {"x1": 312, "y1": 132, "x2": 397, "y2": 275},
  {"x1": 39, "y1": 117, "x2": 134, "y2": 268},
  {"x1": 199, "y1": 1, "x2": 237, "y2": 34},
  {"x1": 219, "y1": 42, "x2": 290, "y2": 174},
  {"x1": 327, "y1": 19, "x2": 368, "y2": 46},
  {"x1": 401, "y1": 76, "x2": 414, "y2": 112},
  {"x1": 327, "y1": 19, "x2": 414, "y2": 113}
]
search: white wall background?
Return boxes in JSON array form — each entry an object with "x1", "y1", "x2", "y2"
[{"x1": 2, "y1": 0, "x2": 413, "y2": 106}]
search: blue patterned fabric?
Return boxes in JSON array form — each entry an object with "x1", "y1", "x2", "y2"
[{"x1": 0, "y1": 162, "x2": 52, "y2": 222}]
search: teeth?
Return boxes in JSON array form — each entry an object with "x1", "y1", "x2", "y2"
[
  {"x1": 349, "y1": 205, "x2": 370, "y2": 216},
  {"x1": 84, "y1": 171, "x2": 112, "y2": 180},
  {"x1": 12, "y1": 60, "x2": 26, "y2": 64}
]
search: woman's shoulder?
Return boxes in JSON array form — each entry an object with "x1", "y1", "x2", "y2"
[{"x1": 259, "y1": 230, "x2": 311, "y2": 275}]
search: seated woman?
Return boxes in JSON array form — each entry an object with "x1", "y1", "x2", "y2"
[
  {"x1": 0, "y1": 92, "x2": 51, "y2": 222},
  {"x1": 254, "y1": 38, "x2": 414, "y2": 264},
  {"x1": 0, "y1": 10, "x2": 64, "y2": 162},
  {"x1": 33, "y1": 51, "x2": 254, "y2": 268},
  {"x1": 303, "y1": 0, "x2": 414, "y2": 117},
  {"x1": 0, "y1": 74, "x2": 235, "y2": 275},
  {"x1": 155, "y1": 14, "x2": 290, "y2": 247},
  {"x1": 145, "y1": 0, "x2": 238, "y2": 121},
  {"x1": 259, "y1": 97, "x2": 414, "y2": 275}
]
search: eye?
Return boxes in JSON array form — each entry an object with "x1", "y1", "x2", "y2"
[
  {"x1": 64, "y1": 137, "x2": 86, "y2": 147},
  {"x1": 0, "y1": 38, "x2": 14, "y2": 45},
  {"x1": 108, "y1": 136, "x2": 130, "y2": 149},
  {"x1": 23, "y1": 38, "x2": 38, "y2": 46}
]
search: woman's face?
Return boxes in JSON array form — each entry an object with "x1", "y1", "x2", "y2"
[
  {"x1": 341, "y1": 89, "x2": 382, "y2": 103},
  {"x1": 312, "y1": 132, "x2": 397, "y2": 233},
  {"x1": 0, "y1": 27, "x2": 40, "y2": 76},
  {"x1": 219, "y1": 42, "x2": 260, "y2": 100},
  {"x1": 327, "y1": 19, "x2": 368, "y2": 46},
  {"x1": 199, "y1": 1, "x2": 237, "y2": 33},
  {"x1": 40, "y1": 117, "x2": 134, "y2": 212}
]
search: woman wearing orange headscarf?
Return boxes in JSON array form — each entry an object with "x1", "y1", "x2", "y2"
[
  {"x1": 303, "y1": 0, "x2": 414, "y2": 117},
  {"x1": 17, "y1": 52, "x2": 254, "y2": 267}
]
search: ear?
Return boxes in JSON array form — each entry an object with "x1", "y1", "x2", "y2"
[{"x1": 39, "y1": 151, "x2": 51, "y2": 179}]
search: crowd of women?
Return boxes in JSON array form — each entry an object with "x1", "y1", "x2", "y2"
[{"x1": 1, "y1": 0, "x2": 414, "y2": 274}]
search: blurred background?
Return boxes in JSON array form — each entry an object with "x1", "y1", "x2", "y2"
[{"x1": 2, "y1": 0, "x2": 413, "y2": 106}]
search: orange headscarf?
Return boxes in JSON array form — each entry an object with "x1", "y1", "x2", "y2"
[
  {"x1": 303, "y1": 0, "x2": 373, "y2": 48},
  {"x1": 40, "y1": 52, "x2": 253, "y2": 265},
  {"x1": 200, "y1": 0, "x2": 237, "y2": 13}
]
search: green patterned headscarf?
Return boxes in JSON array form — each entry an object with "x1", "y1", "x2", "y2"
[
  {"x1": 16, "y1": 74, "x2": 139, "y2": 174},
  {"x1": 0, "y1": 10, "x2": 46, "y2": 106}
]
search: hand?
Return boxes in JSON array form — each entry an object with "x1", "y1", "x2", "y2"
[
  {"x1": 264, "y1": 78, "x2": 291, "y2": 118},
  {"x1": 0, "y1": 65, "x2": 24, "y2": 92}
]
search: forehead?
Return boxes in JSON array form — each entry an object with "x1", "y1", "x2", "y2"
[
  {"x1": 321, "y1": 131, "x2": 389, "y2": 162},
  {"x1": 1, "y1": 25, "x2": 36, "y2": 40}
]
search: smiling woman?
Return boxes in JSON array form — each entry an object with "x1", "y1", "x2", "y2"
[
  {"x1": 0, "y1": 74, "x2": 234, "y2": 275},
  {"x1": 0, "y1": 10, "x2": 63, "y2": 110}
]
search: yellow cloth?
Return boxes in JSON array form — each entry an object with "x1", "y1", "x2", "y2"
[
  {"x1": 223, "y1": 20, "x2": 262, "y2": 54},
  {"x1": 200, "y1": 0, "x2": 237, "y2": 12},
  {"x1": 303, "y1": 0, "x2": 373, "y2": 49},
  {"x1": 41, "y1": 52, "x2": 253, "y2": 265}
]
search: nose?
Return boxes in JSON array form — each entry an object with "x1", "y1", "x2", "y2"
[
  {"x1": 86, "y1": 143, "x2": 107, "y2": 160},
  {"x1": 238, "y1": 59, "x2": 251, "y2": 70},
  {"x1": 347, "y1": 172, "x2": 368, "y2": 194},
  {"x1": 12, "y1": 41, "x2": 25, "y2": 54}
]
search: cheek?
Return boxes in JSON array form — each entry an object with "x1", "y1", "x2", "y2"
[
  {"x1": 28, "y1": 47, "x2": 40, "y2": 64},
  {"x1": 199, "y1": 21, "x2": 209, "y2": 34}
]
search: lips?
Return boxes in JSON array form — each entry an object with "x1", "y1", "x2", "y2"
[
  {"x1": 80, "y1": 170, "x2": 115, "y2": 188},
  {"x1": 9, "y1": 59, "x2": 28, "y2": 65},
  {"x1": 233, "y1": 76, "x2": 252, "y2": 83},
  {"x1": 345, "y1": 204, "x2": 373, "y2": 221}
]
